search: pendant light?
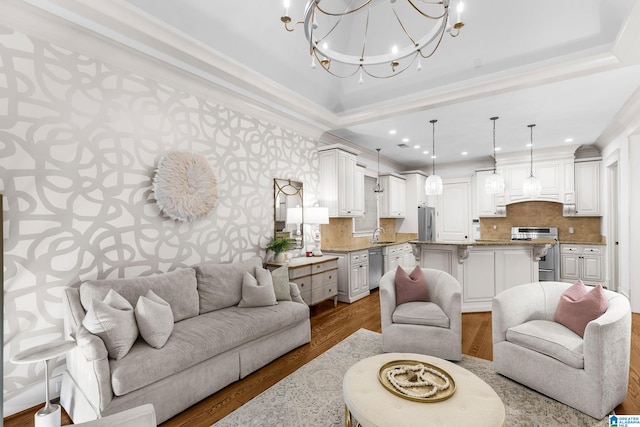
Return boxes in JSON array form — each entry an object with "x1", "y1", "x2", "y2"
[
  {"x1": 485, "y1": 116, "x2": 505, "y2": 194},
  {"x1": 425, "y1": 119, "x2": 443, "y2": 196},
  {"x1": 374, "y1": 148, "x2": 383, "y2": 193},
  {"x1": 522, "y1": 124, "x2": 542, "y2": 198}
]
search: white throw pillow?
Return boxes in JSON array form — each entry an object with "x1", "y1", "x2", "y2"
[
  {"x1": 135, "y1": 290, "x2": 174, "y2": 349},
  {"x1": 238, "y1": 269, "x2": 278, "y2": 308},
  {"x1": 82, "y1": 289, "x2": 138, "y2": 360}
]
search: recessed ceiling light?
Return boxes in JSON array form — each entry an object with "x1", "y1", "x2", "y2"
[
  {"x1": 431, "y1": 155, "x2": 436, "y2": 159},
  {"x1": 526, "y1": 143, "x2": 533, "y2": 148},
  {"x1": 423, "y1": 150, "x2": 429, "y2": 155},
  {"x1": 495, "y1": 147, "x2": 502, "y2": 151},
  {"x1": 402, "y1": 138, "x2": 409, "y2": 143},
  {"x1": 565, "y1": 138, "x2": 574, "y2": 143},
  {"x1": 414, "y1": 145, "x2": 420, "y2": 149},
  {"x1": 461, "y1": 151, "x2": 468, "y2": 155},
  {"x1": 389, "y1": 130, "x2": 397, "y2": 135}
]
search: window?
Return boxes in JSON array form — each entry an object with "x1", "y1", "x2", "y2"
[{"x1": 353, "y1": 176, "x2": 378, "y2": 235}]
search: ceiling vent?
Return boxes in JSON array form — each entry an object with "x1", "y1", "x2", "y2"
[{"x1": 397, "y1": 143, "x2": 410, "y2": 148}]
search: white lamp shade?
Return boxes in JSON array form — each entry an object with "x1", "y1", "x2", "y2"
[
  {"x1": 286, "y1": 206, "x2": 303, "y2": 224},
  {"x1": 485, "y1": 172, "x2": 505, "y2": 194},
  {"x1": 425, "y1": 174, "x2": 443, "y2": 196},
  {"x1": 304, "y1": 207, "x2": 329, "y2": 224},
  {"x1": 522, "y1": 175, "x2": 542, "y2": 198}
]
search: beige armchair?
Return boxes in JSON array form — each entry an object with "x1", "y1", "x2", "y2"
[
  {"x1": 492, "y1": 282, "x2": 631, "y2": 419},
  {"x1": 379, "y1": 268, "x2": 462, "y2": 361}
]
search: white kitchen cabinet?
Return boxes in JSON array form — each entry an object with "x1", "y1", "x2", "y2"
[
  {"x1": 417, "y1": 245, "x2": 457, "y2": 277},
  {"x1": 560, "y1": 244, "x2": 604, "y2": 285},
  {"x1": 436, "y1": 177, "x2": 471, "y2": 242},
  {"x1": 500, "y1": 157, "x2": 574, "y2": 204},
  {"x1": 475, "y1": 170, "x2": 505, "y2": 217},
  {"x1": 462, "y1": 250, "x2": 495, "y2": 303},
  {"x1": 379, "y1": 174, "x2": 406, "y2": 218},
  {"x1": 324, "y1": 250, "x2": 370, "y2": 303},
  {"x1": 574, "y1": 161, "x2": 600, "y2": 216},
  {"x1": 383, "y1": 244, "x2": 402, "y2": 274},
  {"x1": 319, "y1": 145, "x2": 361, "y2": 217}
]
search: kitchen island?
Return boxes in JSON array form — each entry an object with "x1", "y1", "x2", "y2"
[{"x1": 411, "y1": 240, "x2": 556, "y2": 312}]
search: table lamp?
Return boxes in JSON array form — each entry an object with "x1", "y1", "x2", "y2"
[{"x1": 304, "y1": 206, "x2": 329, "y2": 256}]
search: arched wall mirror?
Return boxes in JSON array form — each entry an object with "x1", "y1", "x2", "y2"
[{"x1": 274, "y1": 179, "x2": 304, "y2": 249}]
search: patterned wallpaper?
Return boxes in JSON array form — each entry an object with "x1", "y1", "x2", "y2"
[{"x1": 0, "y1": 27, "x2": 320, "y2": 408}]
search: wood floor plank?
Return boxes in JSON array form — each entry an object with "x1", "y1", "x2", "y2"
[{"x1": 4, "y1": 291, "x2": 639, "y2": 426}]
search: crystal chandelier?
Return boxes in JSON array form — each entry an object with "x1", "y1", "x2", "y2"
[
  {"x1": 425, "y1": 119, "x2": 443, "y2": 196},
  {"x1": 522, "y1": 124, "x2": 542, "y2": 198},
  {"x1": 281, "y1": 0, "x2": 465, "y2": 81},
  {"x1": 485, "y1": 116, "x2": 505, "y2": 194}
]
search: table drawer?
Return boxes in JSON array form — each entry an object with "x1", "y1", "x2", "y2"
[
  {"x1": 294, "y1": 276, "x2": 312, "y2": 294},
  {"x1": 561, "y1": 245, "x2": 580, "y2": 254},
  {"x1": 310, "y1": 283, "x2": 337, "y2": 305},
  {"x1": 313, "y1": 259, "x2": 338, "y2": 274},
  {"x1": 582, "y1": 246, "x2": 602, "y2": 254},
  {"x1": 299, "y1": 290, "x2": 312, "y2": 306},
  {"x1": 289, "y1": 265, "x2": 312, "y2": 280},
  {"x1": 311, "y1": 269, "x2": 338, "y2": 288}
]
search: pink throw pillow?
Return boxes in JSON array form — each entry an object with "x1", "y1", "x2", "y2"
[
  {"x1": 554, "y1": 280, "x2": 608, "y2": 337},
  {"x1": 394, "y1": 266, "x2": 429, "y2": 306}
]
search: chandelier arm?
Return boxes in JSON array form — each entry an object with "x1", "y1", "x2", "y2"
[
  {"x1": 360, "y1": 7, "x2": 371, "y2": 61},
  {"x1": 312, "y1": 49, "x2": 361, "y2": 78},
  {"x1": 314, "y1": 0, "x2": 373, "y2": 18},
  {"x1": 417, "y1": 20, "x2": 447, "y2": 59},
  {"x1": 392, "y1": 7, "x2": 419, "y2": 48},
  {"x1": 360, "y1": 56, "x2": 416, "y2": 78},
  {"x1": 313, "y1": 0, "x2": 358, "y2": 46},
  {"x1": 407, "y1": 0, "x2": 448, "y2": 20}
]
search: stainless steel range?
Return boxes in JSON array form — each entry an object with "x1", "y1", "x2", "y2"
[{"x1": 510, "y1": 227, "x2": 559, "y2": 281}]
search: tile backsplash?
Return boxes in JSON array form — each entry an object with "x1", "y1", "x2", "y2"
[{"x1": 479, "y1": 201, "x2": 603, "y2": 243}]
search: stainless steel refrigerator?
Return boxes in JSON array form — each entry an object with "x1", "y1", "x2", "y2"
[{"x1": 418, "y1": 205, "x2": 436, "y2": 241}]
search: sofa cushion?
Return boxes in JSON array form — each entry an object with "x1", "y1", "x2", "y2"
[
  {"x1": 80, "y1": 268, "x2": 199, "y2": 322},
  {"x1": 392, "y1": 301, "x2": 449, "y2": 328},
  {"x1": 271, "y1": 265, "x2": 292, "y2": 301},
  {"x1": 110, "y1": 301, "x2": 309, "y2": 395},
  {"x1": 237, "y1": 270, "x2": 278, "y2": 308},
  {"x1": 554, "y1": 281, "x2": 608, "y2": 338},
  {"x1": 506, "y1": 319, "x2": 584, "y2": 369},
  {"x1": 82, "y1": 289, "x2": 138, "y2": 360},
  {"x1": 135, "y1": 290, "x2": 174, "y2": 349},
  {"x1": 194, "y1": 257, "x2": 262, "y2": 313}
]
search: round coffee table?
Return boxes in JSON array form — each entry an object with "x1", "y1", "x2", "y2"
[{"x1": 343, "y1": 353, "x2": 505, "y2": 427}]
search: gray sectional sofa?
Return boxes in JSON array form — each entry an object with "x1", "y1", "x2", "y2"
[{"x1": 60, "y1": 256, "x2": 311, "y2": 424}]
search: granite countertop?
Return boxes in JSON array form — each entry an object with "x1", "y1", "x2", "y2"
[
  {"x1": 412, "y1": 239, "x2": 606, "y2": 246},
  {"x1": 322, "y1": 238, "x2": 414, "y2": 253}
]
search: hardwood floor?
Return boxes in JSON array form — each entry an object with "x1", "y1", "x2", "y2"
[{"x1": 5, "y1": 290, "x2": 640, "y2": 426}]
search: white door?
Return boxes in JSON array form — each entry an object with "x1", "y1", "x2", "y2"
[
  {"x1": 606, "y1": 155, "x2": 620, "y2": 293},
  {"x1": 437, "y1": 178, "x2": 471, "y2": 242}
]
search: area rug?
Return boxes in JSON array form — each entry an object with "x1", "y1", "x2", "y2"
[{"x1": 213, "y1": 329, "x2": 608, "y2": 427}]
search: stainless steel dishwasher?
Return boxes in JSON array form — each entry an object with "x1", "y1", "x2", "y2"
[{"x1": 368, "y1": 248, "x2": 383, "y2": 290}]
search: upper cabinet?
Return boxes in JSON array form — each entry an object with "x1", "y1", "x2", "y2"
[
  {"x1": 574, "y1": 160, "x2": 601, "y2": 216},
  {"x1": 501, "y1": 158, "x2": 574, "y2": 204},
  {"x1": 379, "y1": 173, "x2": 406, "y2": 218},
  {"x1": 397, "y1": 171, "x2": 428, "y2": 233},
  {"x1": 353, "y1": 163, "x2": 366, "y2": 217},
  {"x1": 319, "y1": 145, "x2": 362, "y2": 217},
  {"x1": 475, "y1": 170, "x2": 505, "y2": 217}
]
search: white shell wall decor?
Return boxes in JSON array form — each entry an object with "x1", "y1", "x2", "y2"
[{"x1": 153, "y1": 152, "x2": 218, "y2": 221}]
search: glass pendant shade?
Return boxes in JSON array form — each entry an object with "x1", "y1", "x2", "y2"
[
  {"x1": 485, "y1": 172, "x2": 505, "y2": 194},
  {"x1": 425, "y1": 119, "x2": 443, "y2": 196},
  {"x1": 425, "y1": 174, "x2": 443, "y2": 196}
]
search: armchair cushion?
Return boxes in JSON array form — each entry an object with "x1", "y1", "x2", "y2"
[
  {"x1": 506, "y1": 319, "x2": 584, "y2": 369},
  {"x1": 392, "y1": 302, "x2": 450, "y2": 328},
  {"x1": 394, "y1": 266, "x2": 429, "y2": 305},
  {"x1": 554, "y1": 280, "x2": 608, "y2": 337}
]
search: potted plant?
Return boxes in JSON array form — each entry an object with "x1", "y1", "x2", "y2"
[{"x1": 266, "y1": 236, "x2": 292, "y2": 262}]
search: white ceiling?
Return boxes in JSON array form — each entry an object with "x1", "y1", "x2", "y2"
[{"x1": 26, "y1": 0, "x2": 640, "y2": 169}]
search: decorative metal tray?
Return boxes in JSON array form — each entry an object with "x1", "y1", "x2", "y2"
[{"x1": 378, "y1": 359, "x2": 456, "y2": 403}]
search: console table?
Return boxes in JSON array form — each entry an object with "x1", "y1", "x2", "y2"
[{"x1": 267, "y1": 255, "x2": 338, "y2": 306}]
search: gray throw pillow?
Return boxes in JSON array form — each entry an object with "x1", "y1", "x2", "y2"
[
  {"x1": 135, "y1": 290, "x2": 174, "y2": 349},
  {"x1": 270, "y1": 265, "x2": 291, "y2": 301},
  {"x1": 238, "y1": 269, "x2": 278, "y2": 308},
  {"x1": 82, "y1": 289, "x2": 138, "y2": 360}
]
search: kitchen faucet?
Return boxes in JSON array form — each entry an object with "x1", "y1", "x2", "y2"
[{"x1": 371, "y1": 227, "x2": 385, "y2": 244}]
